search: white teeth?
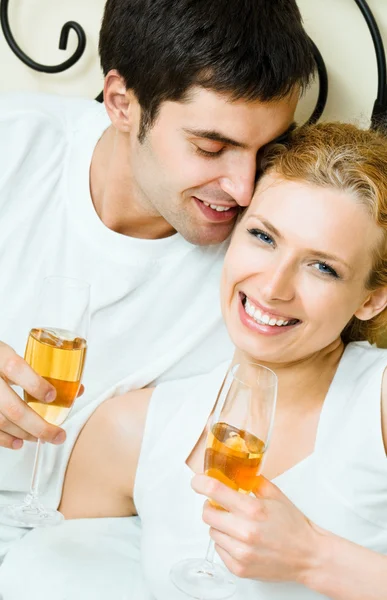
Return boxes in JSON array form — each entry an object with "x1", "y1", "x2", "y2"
[
  {"x1": 244, "y1": 297, "x2": 293, "y2": 327},
  {"x1": 245, "y1": 298, "x2": 255, "y2": 317},
  {"x1": 201, "y1": 200, "x2": 231, "y2": 212},
  {"x1": 209, "y1": 204, "x2": 231, "y2": 212}
]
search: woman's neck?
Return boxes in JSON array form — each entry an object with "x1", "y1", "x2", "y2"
[{"x1": 232, "y1": 338, "x2": 345, "y2": 412}]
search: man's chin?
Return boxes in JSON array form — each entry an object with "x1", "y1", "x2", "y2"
[{"x1": 180, "y1": 225, "x2": 234, "y2": 246}]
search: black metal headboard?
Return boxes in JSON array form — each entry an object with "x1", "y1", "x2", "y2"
[{"x1": 16, "y1": 0, "x2": 387, "y2": 125}]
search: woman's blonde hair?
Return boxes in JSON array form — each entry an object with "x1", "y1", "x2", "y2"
[{"x1": 260, "y1": 122, "x2": 387, "y2": 346}]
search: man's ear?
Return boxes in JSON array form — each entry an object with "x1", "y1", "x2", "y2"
[
  {"x1": 355, "y1": 287, "x2": 387, "y2": 321},
  {"x1": 103, "y1": 69, "x2": 139, "y2": 133}
]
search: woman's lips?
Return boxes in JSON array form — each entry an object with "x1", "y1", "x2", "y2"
[{"x1": 238, "y1": 292, "x2": 301, "y2": 336}]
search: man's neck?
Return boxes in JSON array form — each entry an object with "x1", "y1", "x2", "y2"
[{"x1": 89, "y1": 125, "x2": 175, "y2": 240}]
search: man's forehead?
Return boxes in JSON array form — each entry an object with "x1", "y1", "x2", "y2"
[{"x1": 162, "y1": 85, "x2": 298, "y2": 116}]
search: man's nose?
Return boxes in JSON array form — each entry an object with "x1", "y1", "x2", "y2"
[{"x1": 218, "y1": 157, "x2": 256, "y2": 207}]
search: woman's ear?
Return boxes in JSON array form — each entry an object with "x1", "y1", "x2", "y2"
[
  {"x1": 103, "y1": 69, "x2": 139, "y2": 133},
  {"x1": 355, "y1": 287, "x2": 387, "y2": 321}
]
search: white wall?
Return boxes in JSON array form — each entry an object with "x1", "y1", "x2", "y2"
[
  {"x1": 296, "y1": 0, "x2": 387, "y2": 126},
  {"x1": 0, "y1": 0, "x2": 386, "y2": 125}
]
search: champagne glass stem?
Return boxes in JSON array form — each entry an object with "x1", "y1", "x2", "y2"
[
  {"x1": 25, "y1": 439, "x2": 43, "y2": 507},
  {"x1": 200, "y1": 539, "x2": 216, "y2": 574},
  {"x1": 204, "y1": 539, "x2": 216, "y2": 564}
]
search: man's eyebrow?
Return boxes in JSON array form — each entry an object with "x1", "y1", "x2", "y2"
[{"x1": 183, "y1": 128, "x2": 248, "y2": 149}]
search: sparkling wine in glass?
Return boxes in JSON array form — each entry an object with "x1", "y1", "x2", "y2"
[
  {"x1": 170, "y1": 361, "x2": 277, "y2": 599},
  {"x1": 0, "y1": 276, "x2": 90, "y2": 528}
]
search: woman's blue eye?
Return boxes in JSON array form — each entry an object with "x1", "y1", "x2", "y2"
[
  {"x1": 315, "y1": 262, "x2": 339, "y2": 278},
  {"x1": 247, "y1": 228, "x2": 274, "y2": 246}
]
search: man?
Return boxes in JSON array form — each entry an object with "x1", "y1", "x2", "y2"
[{"x1": 0, "y1": 0, "x2": 313, "y2": 558}]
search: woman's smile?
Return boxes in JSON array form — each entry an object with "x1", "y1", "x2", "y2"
[{"x1": 238, "y1": 292, "x2": 301, "y2": 336}]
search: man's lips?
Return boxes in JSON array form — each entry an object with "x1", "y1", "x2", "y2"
[{"x1": 193, "y1": 197, "x2": 239, "y2": 223}]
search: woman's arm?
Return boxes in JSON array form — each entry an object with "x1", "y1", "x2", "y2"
[
  {"x1": 302, "y1": 529, "x2": 387, "y2": 600},
  {"x1": 59, "y1": 387, "x2": 153, "y2": 519},
  {"x1": 191, "y1": 474, "x2": 387, "y2": 600}
]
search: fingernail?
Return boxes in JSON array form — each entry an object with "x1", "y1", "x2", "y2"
[
  {"x1": 53, "y1": 431, "x2": 66, "y2": 445},
  {"x1": 12, "y1": 439, "x2": 23, "y2": 450},
  {"x1": 45, "y1": 390, "x2": 56, "y2": 403}
]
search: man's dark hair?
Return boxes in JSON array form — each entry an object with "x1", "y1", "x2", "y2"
[{"x1": 99, "y1": 0, "x2": 315, "y2": 140}]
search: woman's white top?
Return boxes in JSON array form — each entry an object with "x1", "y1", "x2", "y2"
[
  {"x1": 134, "y1": 341, "x2": 387, "y2": 599},
  {"x1": 1, "y1": 341, "x2": 387, "y2": 599}
]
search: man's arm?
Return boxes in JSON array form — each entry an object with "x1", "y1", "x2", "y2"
[{"x1": 59, "y1": 387, "x2": 153, "y2": 519}]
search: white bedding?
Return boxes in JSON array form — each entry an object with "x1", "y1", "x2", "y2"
[{"x1": 0, "y1": 515, "x2": 153, "y2": 600}]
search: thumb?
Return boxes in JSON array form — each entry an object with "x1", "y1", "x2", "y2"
[{"x1": 252, "y1": 475, "x2": 292, "y2": 504}]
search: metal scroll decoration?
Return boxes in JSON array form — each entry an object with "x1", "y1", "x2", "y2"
[
  {"x1": 0, "y1": 0, "x2": 103, "y2": 101},
  {"x1": 307, "y1": 37, "x2": 328, "y2": 125},
  {"x1": 0, "y1": 0, "x2": 86, "y2": 73},
  {"x1": 354, "y1": 0, "x2": 387, "y2": 130},
  {"x1": 0, "y1": 0, "x2": 329, "y2": 118}
]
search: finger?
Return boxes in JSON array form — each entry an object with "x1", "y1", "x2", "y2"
[
  {"x1": 0, "y1": 345, "x2": 56, "y2": 404},
  {"x1": 210, "y1": 527, "x2": 253, "y2": 566},
  {"x1": 77, "y1": 384, "x2": 85, "y2": 398},
  {"x1": 212, "y1": 543, "x2": 243, "y2": 579},
  {"x1": 0, "y1": 379, "x2": 65, "y2": 444},
  {"x1": 202, "y1": 500, "x2": 263, "y2": 544},
  {"x1": 0, "y1": 431, "x2": 25, "y2": 450},
  {"x1": 252, "y1": 475, "x2": 293, "y2": 504},
  {"x1": 192, "y1": 474, "x2": 263, "y2": 516},
  {"x1": 0, "y1": 413, "x2": 38, "y2": 442}
]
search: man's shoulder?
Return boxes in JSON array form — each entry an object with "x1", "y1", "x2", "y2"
[
  {"x1": 0, "y1": 91, "x2": 102, "y2": 134},
  {"x1": 0, "y1": 92, "x2": 108, "y2": 193}
]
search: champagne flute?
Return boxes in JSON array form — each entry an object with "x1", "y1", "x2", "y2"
[
  {"x1": 0, "y1": 276, "x2": 90, "y2": 528},
  {"x1": 170, "y1": 361, "x2": 277, "y2": 600}
]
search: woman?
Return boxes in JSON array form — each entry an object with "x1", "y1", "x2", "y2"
[{"x1": 1, "y1": 121, "x2": 387, "y2": 600}]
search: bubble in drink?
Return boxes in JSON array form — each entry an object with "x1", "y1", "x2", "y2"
[{"x1": 24, "y1": 327, "x2": 87, "y2": 425}]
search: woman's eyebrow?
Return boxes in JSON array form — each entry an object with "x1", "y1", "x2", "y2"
[
  {"x1": 248, "y1": 215, "x2": 282, "y2": 238},
  {"x1": 248, "y1": 214, "x2": 352, "y2": 271}
]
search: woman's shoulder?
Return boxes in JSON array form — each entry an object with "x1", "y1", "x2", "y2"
[
  {"x1": 341, "y1": 340, "x2": 387, "y2": 455},
  {"x1": 340, "y1": 341, "x2": 387, "y2": 382},
  {"x1": 59, "y1": 388, "x2": 154, "y2": 518},
  {"x1": 345, "y1": 340, "x2": 387, "y2": 361}
]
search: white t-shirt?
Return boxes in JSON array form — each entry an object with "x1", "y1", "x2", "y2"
[
  {"x1": 0, "y1": 92, "x2": 232, "y2": 555},
  {"x1": 1, "y1": 342, "x2": 387, "y2": 599}
]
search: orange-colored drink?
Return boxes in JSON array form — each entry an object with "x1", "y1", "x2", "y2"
[{"x1": 24, "y1": 327, "x2": 87, "y2": 425}]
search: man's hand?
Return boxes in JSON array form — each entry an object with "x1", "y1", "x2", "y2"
[
  {"x1": 192, "y1": 473, "x2": 322, "y2": 584},
  {"x1": 0, "y1": 341, "x2": 66, "y2": 449}
]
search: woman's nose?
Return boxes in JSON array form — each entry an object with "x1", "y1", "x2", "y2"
[{"x1": 260, "y1": 263, "x2": 296, "y2": 303}]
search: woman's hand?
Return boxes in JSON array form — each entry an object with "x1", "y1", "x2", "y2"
[{"x1": 191, "y1": 473, "x2": 322, "y2": 583}]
